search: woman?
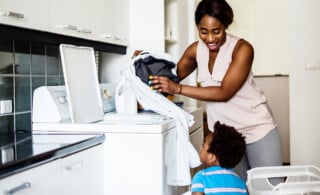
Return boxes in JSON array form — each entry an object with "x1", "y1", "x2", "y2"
[{"x1": 149, "y1": 0, "x2": 282, "y2": 181}]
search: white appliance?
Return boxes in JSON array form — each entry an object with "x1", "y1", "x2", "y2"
[
  {"x1": 32, "y1": 86, "x2": 203, "y2": 195},
  {"x1": 32, "y1": 44, "x2": 203, "y2": 195}
]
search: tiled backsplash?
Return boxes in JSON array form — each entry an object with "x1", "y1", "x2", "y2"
[{"x1": 0, "y1": 40, "x2": 64, "y2": 133}]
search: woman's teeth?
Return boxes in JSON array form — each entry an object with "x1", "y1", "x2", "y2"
[{"x1": 208, "y1": 43, "x2": 218, "y2": 50}]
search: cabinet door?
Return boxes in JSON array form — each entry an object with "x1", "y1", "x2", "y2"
[
  {"x1": 0, "y1": 160, "x2": 61, "y2": 195},
  {"x1": 0, "y1": 0, "x2": 50, "y2": 31},
  {"x1": 49, "y1": 0, "x2": 97, "y2": 40},
  {"x1": 60, "y1": 144, "x2": 104, "y2": 195},
  {"x1": 97, "y1": 0, "x2": 129, "y2": 46}
]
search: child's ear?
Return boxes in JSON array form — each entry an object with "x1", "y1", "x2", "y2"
[{"x1": 208, "y1": 153, "x2": 217, "y2": 163}]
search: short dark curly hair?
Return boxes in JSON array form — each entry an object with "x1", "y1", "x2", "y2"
[
  {"x1": 207, "y1": 121, "x2": 246, "y2": 168},
  {"x1": 195, "y1": 0, "x2": 234, "y2": 28}
]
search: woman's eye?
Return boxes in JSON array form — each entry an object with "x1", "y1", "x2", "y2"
[{"x1": 213, "y1": 30, "x2": 220, "y2": 34}]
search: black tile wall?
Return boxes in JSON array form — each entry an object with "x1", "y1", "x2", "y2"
[{"x1": 0, "y1": 40, "x2": 64, "y2": 133}]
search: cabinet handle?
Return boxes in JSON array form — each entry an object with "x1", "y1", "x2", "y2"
[
  {"x1": 114, "y1": 35, "x2": 126, "y2": 40},
  {"x1": 66, "y1": 161, "x2": 83, "y2": 171},
  {"x1": 101, "y1": 34, "x2": 126, "y2": 41},
  {"x1": 56, "y1": 24, "x2": 78, "y2": 31},
  {"x1": 5, "y1": 182, "x2": 31, "y2": 195},
  {"x1": 77, "y1": 28, "x2": 91, "y2": 34},
  {"x1": 101, "y1": 34, "x2": 115, "y2": 39},
  {"x1": 0, "y1": 11, "x2": 24, "y2": 19}
]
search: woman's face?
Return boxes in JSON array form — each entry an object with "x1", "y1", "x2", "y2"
[{"x1": 197, "y1": 15, "x2": 226, "y2": 51}]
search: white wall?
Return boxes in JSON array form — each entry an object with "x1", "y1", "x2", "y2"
[
  {"x1": 227, "y1": 0, "x2": 291, "y2": 164},
  {"x1": 289, "y1": 0, "x2": 320, "y2": 167},
  {"x1": 100, "y1": 0, "x2": 165, "y2": 83},
  {"x1": 228, "y1": 0, "x2": 320, "y2": 166},
  {"x1": 100, "y1": 0, "x2": 320, "y2": 167},
  {"x1": 175, "y1": 0, "x2": 199, "y2": 108},
  {"x1": 227, "y1": 0, "x2": 289, "y2": 75},
  {"x1": 99, "y1": 0, "x2": 199, "y2": 108}
]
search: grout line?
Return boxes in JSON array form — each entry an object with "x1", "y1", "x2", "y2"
[{"x1": 12, "y1": 40, "x2": 16, "y2": 132}]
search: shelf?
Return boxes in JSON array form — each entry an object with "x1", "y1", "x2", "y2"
[
  {"x1": 165, "y1": 37, "x2": 178, "y2": 44},
  {"x1": 165, "y1": 0, "x2": 177, "y2": 3},
  {"x1": 165, "y1": 0, "x2": 179, "y2": 61}
]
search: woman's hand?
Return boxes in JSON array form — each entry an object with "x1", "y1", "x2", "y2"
[{"x1": 149, "y1": 75, "x2": 181, "y2": 95}]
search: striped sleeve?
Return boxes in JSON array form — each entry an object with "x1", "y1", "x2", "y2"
[{"x1": 191, "y1": 171, "x2": 204, "y2": 193}]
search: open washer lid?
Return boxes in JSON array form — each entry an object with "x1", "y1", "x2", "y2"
[{"x1": 59, "y1": 44, "x2": 104, "y2": 123}]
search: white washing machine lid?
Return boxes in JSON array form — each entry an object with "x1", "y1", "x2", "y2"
[
  {"x1": 59, "y1": 44, "x2": 104, "y2": 123},
  {"x1": 33, "y1": 113, "x2": 176, "y2": 134}
]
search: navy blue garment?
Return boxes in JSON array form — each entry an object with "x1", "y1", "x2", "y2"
[{"x1": 134, "y1": 54, "x2": 180, "y2": 95}]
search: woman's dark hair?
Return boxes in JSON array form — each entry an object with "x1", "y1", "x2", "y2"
[
  {"x1": 195, "y1": 0, "x2": 234, "y2": 28},
  {"x1": 207, "y1": 121, "x2": 246, "y2": 168}
]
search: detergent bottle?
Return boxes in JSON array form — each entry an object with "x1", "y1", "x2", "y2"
[{"x1": 115, "y1": 78, "x2": 137, "y2": 114}]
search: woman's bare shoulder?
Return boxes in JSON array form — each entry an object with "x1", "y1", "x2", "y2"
[
  {"x1": 235, "y1": 39, "x2": 254, "y2": 53},
  {"x1": 184, "y1": 41, "x2": 199, "y2": 58},
  {"x1": 233, "y1": 38, "x2": 254, "y2": 60}
]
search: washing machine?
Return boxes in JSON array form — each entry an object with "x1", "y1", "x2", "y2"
[
  {"x1": 32, "y1": 85, "x2": 203, "y2": 195},
  {"x1": 32, "y1": 44, "x2": 203, "y2": 195}
]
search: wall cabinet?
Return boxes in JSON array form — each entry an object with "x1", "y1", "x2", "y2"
[
  {"x1": 0, "y1": 0, "x2": 129, "y2": 46},
  {"x1": 0, "y1": 0, "x2": 50, "y2": 31},
  {"x1": 128, "y1": 0, "x2": 164, "y2": 52},
  {"x1": 97, "y1": 0, "x2": 129, "y2": 46},
  {"x1": 49, "y1": 0, "x2": 98, "y2": 41},
  {"x1": 0, "y1": 144, "x2": 104, "y2": 195}
]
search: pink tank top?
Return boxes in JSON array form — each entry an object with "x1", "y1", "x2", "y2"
[{"x1": 196, "y1": 33, "x2": 276, "y2": 143}]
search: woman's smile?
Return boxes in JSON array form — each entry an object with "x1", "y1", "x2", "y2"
[{"x1": 207, "y1": 43, "x2": 219, "y2": 51}]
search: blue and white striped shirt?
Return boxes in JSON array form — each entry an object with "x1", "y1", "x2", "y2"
[{"x1": 191, "y1": 166, "x2": 248, "y2": 194}]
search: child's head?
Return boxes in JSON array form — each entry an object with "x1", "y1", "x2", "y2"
[{"x1": 200, "y1": 121, "x2": 246, "y2": 168}]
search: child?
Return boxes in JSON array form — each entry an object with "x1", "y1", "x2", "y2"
[{"x1": 191, "y1": 121, "x2": 248, "y2": 195}]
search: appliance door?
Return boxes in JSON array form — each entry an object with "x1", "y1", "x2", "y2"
[{"x1": 59, "y1": 44, "x2": 104, "y2": 123}]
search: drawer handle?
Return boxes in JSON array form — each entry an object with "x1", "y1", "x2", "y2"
[
  {"x1": 66, "y1": 161, "x2": 83, "y2": 171},
  {"x1": 0, "y1": 11, "x2": 24, "y2": 19},
  {"x1": 6, "y1": 182, "x2": 31, "y2": 195}
]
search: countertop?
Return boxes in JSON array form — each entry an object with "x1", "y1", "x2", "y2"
[{"x1": 0, "y1": 131, "x2": 105, "y2": 179}]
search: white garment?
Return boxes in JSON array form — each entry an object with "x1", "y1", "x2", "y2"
[{"x1": 121, "y1": 52, "x2": 201, "y2": 186}]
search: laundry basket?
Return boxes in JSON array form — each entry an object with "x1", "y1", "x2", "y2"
[{"x1": 246, "y1": 165, "x2": 320, "y2": 195}]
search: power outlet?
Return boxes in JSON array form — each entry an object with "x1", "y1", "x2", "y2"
[
  {"x1": 1, "y1": 147, "x2": 14, "y2": 163},
  {"x1": 305, "y1": 61, "x2": 320, "y2": 71},
  {"x1": 0, "y1": 100, "x2": 12, "y2": 114}
]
